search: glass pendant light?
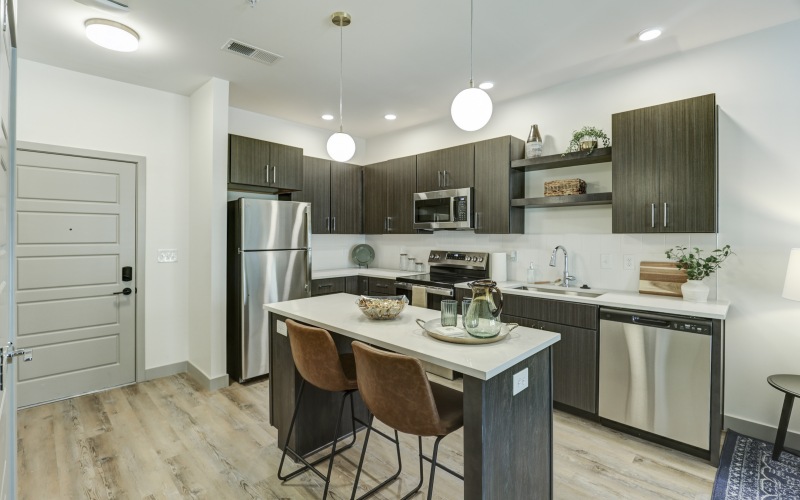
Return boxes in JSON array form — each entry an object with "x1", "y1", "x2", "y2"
[
  {"x1": 326, "y1": 12, "x2": 356, "y2": 162},
  {"x1": 451, "y1": 0, "x2": 492, "y2": 131}
]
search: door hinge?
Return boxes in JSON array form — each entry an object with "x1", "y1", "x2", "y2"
[{"x1": 0, "y1": 342, "x2": 33, "y2": 391}]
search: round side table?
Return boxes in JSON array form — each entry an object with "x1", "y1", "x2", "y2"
[{"x1": 767, "y1": 374, "x2": 800, "y2": 460}]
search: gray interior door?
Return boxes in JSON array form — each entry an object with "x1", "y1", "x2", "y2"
[{"x1": 14, "y1": 150, "x2": 136, "y2": 407}]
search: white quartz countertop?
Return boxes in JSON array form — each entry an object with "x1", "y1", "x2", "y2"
[
  {"x1": 313, "y1": 267, "x2": 420, "y2": 280},
  {"x1": 264, "y1": 293, "x2": 560, "y2": 381},
  {"x1": 456, "y1": 281, "x2": 730, "y2": 320}
]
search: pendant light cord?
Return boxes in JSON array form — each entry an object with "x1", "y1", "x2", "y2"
[
  {"x1": 469, "y1": 0, "x2": 474, "y2": 89},
  {"x1": 338, "y1": 20, "x2": 344, "y2": 133}
]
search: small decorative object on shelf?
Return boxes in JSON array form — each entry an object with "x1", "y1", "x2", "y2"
[
  {"x1": 665, "y1": 245, "x2": 733, "y2": 302},
  {"x1": 525, "y1": 124, "x2": 543, "y2": 159},
  {"x1": 563, "y1": 126, "x2": 611, "y2": 156},
  {"x1": 544, "y1": 178, "x2": 586, "y2": 196}
]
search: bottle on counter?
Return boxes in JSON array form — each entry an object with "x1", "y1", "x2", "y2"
[
  {"x1": 407, "y1": 257, "x2": 416, "y2": 272},
  {"x1": 400, "y1": 252, "x2": 408, "y2": 271},
  {"x1": 527, "y1": 262, "x2": 537, "y2": 284},
  {"x1": 525, "y1": 124, "x2": 543, "y2": 159}
]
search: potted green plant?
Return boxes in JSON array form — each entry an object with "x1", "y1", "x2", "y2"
[
  {"x1": 563, "y1": 126, "x2": 611, "y2": 156},
  {"x1": 665, "y1": 245, "x2": 733, "y2": 302}
]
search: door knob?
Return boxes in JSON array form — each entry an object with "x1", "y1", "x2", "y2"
[{"x1": 113, "y1": 288, "x2": 132, "y2": 296}]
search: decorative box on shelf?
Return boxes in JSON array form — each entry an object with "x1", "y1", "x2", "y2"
[{"x1": 544, "y1": 178, "x2": 586, "y2": 196}]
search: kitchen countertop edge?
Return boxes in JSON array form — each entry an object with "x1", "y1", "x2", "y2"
[
  {"x1": 455, "y1": 281, "x2": 730, "y2": 320},
  {"x1": 313, "y1": 267, "x2": 420, "y2": 280}
]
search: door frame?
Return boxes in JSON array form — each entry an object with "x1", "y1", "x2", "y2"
[{"x1": 16, "y1": 141, "x2": 147, "y2": 382}]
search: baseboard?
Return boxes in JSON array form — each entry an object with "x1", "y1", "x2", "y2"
[
  {"x1": 145, "y1": 361, "x2": 188, "y2": 381},
  {"x1": 187, "y1": 361, "x2": 230, "y2": 391},
  {"x1": 725, "y1": 414, "x2": 800, "y2": 450}
]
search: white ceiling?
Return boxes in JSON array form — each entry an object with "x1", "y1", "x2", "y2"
[{"x1": 18, "y1": 0, "x2": 800, "y2": 138}]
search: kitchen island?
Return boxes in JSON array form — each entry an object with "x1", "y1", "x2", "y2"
[{"x1": 265, "y1": 293, "x2": 561, "y2": 500}]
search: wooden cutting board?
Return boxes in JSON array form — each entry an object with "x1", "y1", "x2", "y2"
[{"x1": 639, "y1": 261, "x2": 688, "y2": 297}]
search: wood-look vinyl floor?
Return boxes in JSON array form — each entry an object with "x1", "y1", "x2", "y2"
[{"x1": 17, "y1": 374, "x2": 717, "y2": 499}]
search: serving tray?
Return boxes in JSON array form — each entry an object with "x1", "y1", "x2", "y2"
[{"x1": 415, "y1": 318, "x2": 517, "y2": 345}]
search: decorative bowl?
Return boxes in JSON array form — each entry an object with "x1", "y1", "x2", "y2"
[{"x1": 356, "y1": 295, "x2": 408, "y2": 320}]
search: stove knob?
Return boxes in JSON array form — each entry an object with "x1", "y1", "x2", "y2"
[
  {"x1": 468, "y1": 256, "x2": 475, "y2": 262},
  {"x1": 478, "y1": 257, "x2": 484, "y2": 262},
  {"x1": 429, "y1": 254, "x2": 434, "y2": 260}
]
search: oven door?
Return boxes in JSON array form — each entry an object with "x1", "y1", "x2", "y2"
[
  {"x1": 395, "y1": 282, "x2": 453, "y2": 310},
  {"x1": 413, "y1": 188, "x2": 472, "y2": 230}
]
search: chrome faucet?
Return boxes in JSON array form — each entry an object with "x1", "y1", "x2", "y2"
[{"x1": 549, "y1": 245, "x2": 575, "y2": 287}]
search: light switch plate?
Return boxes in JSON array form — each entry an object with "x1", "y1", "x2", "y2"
[
  {"x1": 513, "y1": 368, "x2": 528, "y2": 396},
  {"x1": 157, "y1": 249, "x2": 178, "y2": 263}
]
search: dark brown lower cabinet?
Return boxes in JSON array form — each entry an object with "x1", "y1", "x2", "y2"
[
  {"x1": 367, "y1": 277, "x2": 395, "y2": 296},
  {"x1": 457, "y1": 288, "x2": 600, "y2": 415},
  {"x1": 345, "y1": 275, "x2": 368, "y2": 295},
  {"x1": 310, "y1": 277, "x2": 345, "y2": 296}
]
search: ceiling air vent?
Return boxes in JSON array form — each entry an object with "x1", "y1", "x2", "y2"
[{"x1": 222, "y1": 39, "x2": 283, "y2": 65}]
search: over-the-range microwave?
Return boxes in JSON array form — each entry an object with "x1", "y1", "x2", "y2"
[{"x1": 413, "y1": 187, "x2": 473, "y2": 230}]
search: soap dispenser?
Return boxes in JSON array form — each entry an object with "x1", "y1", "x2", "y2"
[{"x1": 527, "y1": 262, "x2": 537, "y2": 284}]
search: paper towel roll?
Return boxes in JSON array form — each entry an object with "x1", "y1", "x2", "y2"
[{"x1": 490, "y1": 253, "x2": 507, "y2": 282}]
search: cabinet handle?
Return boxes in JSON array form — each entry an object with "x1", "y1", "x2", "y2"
[
  {"x1": 272, "y1": 166, "x2": 277, "y2": 183},
  {"x1": 437, "y1": 170, "x2": 442, "y2": 188},
  {"x1": 264, "y1": 165, "x2": 270, "y2": 184},
  {"x1": 384, "y1": 217, "x2": 388, "y2": 232},
  {"x1": 651, "y1": 203, "x2": 655, "y2": 228},
  {"x1": 663, "y1": 202, "x2": 668, "y2": 228},
  {"x1": 476, "y1": 212, "x2": 481, "y2": 230},
  {"x1": 375, "y1": 283, "x2": 388, "y2": 288},
  {"x1": 332, "y1": 217, "x2": 336, "y2": 232},
  {"x1": 318, "y1": 283, "x2": 333, "y2": 289},
  {"x1": 387, "y1": 217, "x2": 392, "y2": 232},
  {"x1": 443, "y1": 170, "x2": 449, "y2": 187},
  {"x1": 326, "y1": 217, "x2": 330, "y2": 231}
]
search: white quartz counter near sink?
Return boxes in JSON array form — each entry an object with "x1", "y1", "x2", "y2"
[
  {"x1": 313, "y1": 267, "x2": 419, "y2": 280},
  {"x1": 456, "y1": 281, "x2": 730, "y2": 320}
]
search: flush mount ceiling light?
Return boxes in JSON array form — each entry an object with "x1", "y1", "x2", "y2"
[
  {"x1": 384, "y1": 114, "x2": 397, "y2": 120},
  {"x1": 638, "y1": 28, "x2": 662, "y2": 41},
  {"x1": 326, "y1": 11, "x2": 356, "y2": 163},
  {"x1": 451, "y1": 0, "x2": 492, "y2": 132},
  {"x1": 85, "y1": 18, "x2": 139, "y2": 52}
]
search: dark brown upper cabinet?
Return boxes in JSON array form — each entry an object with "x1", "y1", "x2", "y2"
[
  {"x1": 612, "y1": 94, "x2": 717, "y2": 233},
  {"x1": 289, "y1": 156, "x2": 362, "y2": 234},
  {"x1": 474, "y1": 136, "x2": 525, "y2": 234},
  {"x1": 416, "y1": 143, "x2": 474, "y2": 192},
  {"x1": 228, "y1": 134, "x2": 303, "y2": 193},
  {"x1": 365, "y1": 155, "x2": 417, "y2": 234}
]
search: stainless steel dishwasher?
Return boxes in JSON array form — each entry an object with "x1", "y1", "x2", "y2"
[{"x1": 598, "y1": 307, "x2": 712, "y2": 450}]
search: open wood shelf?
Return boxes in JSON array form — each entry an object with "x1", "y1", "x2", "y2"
[
  {"x1": 511, "y1": 192, "x2": 612, "y2": 208},
  {"x1": 511, "y1": 147, "x2": 612, "y2": 172}
]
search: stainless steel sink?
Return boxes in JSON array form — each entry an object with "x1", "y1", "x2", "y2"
[{"x1": 511, "y1": 285, "x2": 605, "y2": 298}]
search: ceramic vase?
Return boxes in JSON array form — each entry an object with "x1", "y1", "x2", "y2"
[{"x1": 681, "y1": 279, "x2": 709, "y2": 303}]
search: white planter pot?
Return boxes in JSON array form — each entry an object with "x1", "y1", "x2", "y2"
[{"x1": 681, "y1": 279, "x2": 710, "y2": 303}]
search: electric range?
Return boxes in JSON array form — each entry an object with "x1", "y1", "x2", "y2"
[{"x1": 395, "y1": 250, "x2": 490, "y2": 308}]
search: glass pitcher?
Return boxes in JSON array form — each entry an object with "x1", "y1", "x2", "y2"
[{"x1": 464, "y1": 280, "x2": 504, "y2": 338}]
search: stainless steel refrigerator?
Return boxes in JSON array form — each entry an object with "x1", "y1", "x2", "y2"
[{"x1": 227, "y1": 198, "x2": 311, "y2": 383}]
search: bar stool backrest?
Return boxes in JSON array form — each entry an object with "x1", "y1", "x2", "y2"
[
  {"x1": 351, "y1": 341, "x2": 446, "y2": 436},
  {"x1": 286, "y1": 319, "x2": 353, "y2": 393}
]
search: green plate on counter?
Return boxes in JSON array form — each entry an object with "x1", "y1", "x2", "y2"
[{"x1": 351, "y1": 244, "x2": 375, "y2": 267}]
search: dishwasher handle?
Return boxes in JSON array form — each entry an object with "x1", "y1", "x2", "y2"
[{"x1": 632, "y1": 315, "x2": 671, "y2": 328}]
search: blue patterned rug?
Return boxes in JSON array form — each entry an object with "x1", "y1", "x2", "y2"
[{"x1": 713, "y1": 430, "x2": 800, "y2": 499}]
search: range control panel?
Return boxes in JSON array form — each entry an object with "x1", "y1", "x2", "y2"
[{"x1": 427, "y1": 250, "x2": 489, "y2": 269}]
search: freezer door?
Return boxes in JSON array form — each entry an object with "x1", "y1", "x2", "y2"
[
  {"x1": 242, "y1": 249, "x2": 310, "y2": 380},
  {"x1": 241, "y1": 198, "x2": 310, "y2": 250}
]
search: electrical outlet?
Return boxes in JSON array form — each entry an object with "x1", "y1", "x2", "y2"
[
  {"x1": 510, "y1": 250, "x2": 518, "y2": 262},
  {"x1": 623, "y1": 254, "x2": 635, "y2": 270},
  {"x1": 513, "y1": 368, "x2": 529, "y2": 396},
  {"x1": 601, "y1": 254, "x2": 613, "y2": 269},
  {"x1": 157, "y1": 249, "x2": 178, "y2": 263}
]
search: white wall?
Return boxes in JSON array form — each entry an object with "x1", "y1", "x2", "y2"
[
  {"x1": 188, "y1": 78, "x2": 229, "y2": 384},
  {"x1": 367, "y1": 20, "x2": 800, "y2": 438},
  {"x1": 16, "y1": 59, "x2": 191, "y2": 371}
]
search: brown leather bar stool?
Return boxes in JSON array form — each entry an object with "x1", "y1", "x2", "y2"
[
  {"x1": 350, "y1": 341, "x2": 464, "y2": 500},
  {"x1": 768, "y1": 374, "x2": 800, "y2": 460},
  {"x1": 278, "y1": 320, "x2": 401, "y2": 499}
]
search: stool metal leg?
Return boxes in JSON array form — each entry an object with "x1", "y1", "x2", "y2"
[
  {"x1": 350, "y1": 415, "x2": 403, "y2": 500},
  {"x1": 773, "y1": 393, "x2": 795, "y2": 461},
  {"x1": 425, "y1": 435, "x2": 446, "y2": 500},
  {"x1": 399, "y1": 436, "x2": 425, "y2": 500}
]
